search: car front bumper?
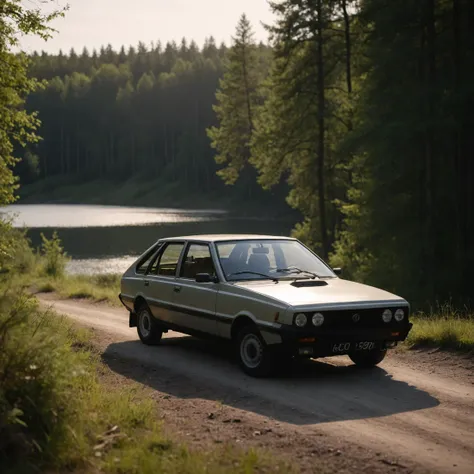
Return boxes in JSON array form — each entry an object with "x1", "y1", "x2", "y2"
[{"x1": 277, "y1": 323, "x2": 413, "y2": 358}]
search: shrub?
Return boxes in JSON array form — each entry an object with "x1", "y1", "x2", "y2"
[
  {"x1": 39, "y1": 231, "x2": 69, "y2": 278},
  {"x1": 0, "y1": 221, "x2": 37, "y2": 276},
  {"x1": 0, "y1": 289, "x2": 91, "y2": 471}
]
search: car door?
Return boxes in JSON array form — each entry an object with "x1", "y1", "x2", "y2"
[
  {"x1": 172, "y1": 242, "x2": 219, "y2": 335},
  {"x1": 145, "y1": 241, "x2": 185, "y2": 326}
]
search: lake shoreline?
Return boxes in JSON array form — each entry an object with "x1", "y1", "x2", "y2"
[
  {"x1": 5, "y1": 203, "x2": 297, "y2": 274},
  {"x1": 18, "y1": 175, "x2": 297, "y2": 218}
]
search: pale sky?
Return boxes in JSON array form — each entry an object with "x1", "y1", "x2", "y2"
[{"x1": 20, "y1": 0, "x2": 275, "y2": 54}]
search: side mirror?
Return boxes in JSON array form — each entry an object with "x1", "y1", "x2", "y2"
[
  {"x1": 195, "y1": 273, "x2": 217, "y2": 283},
  {"x1": 333, "y1": 267, "x2": 342, "y2": 276}
]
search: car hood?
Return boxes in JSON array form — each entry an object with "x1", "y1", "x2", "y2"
[{"x1": 233, "y1": 278, "x2": 407, "y2": 309}]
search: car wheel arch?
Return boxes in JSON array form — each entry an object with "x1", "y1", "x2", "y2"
[
  {"x1": 231, "y1": 313, "x2": 258, "y2": 341},
  {"x1": 134, "y1": 295, "x2": 148, "y2": 314}
]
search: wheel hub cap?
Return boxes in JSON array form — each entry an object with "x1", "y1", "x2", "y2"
[
  {"x1": 240, "y1": 334, "x2": 263, "y2": 369},
  {"x1": 139, "y1": 310, "x2": 151, "y2": 337}
]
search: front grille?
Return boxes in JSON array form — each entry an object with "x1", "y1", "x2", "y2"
[{"x1": 297, "y1": 307, "x2": 408, "y2": 329}]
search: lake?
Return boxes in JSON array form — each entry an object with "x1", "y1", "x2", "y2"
[{"x1": 2, "y1": 204, "x2": 296, "y2": 274}]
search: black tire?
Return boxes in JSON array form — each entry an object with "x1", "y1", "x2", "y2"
[
  {"x1": 349, "y1": 348, "x2": 387, "y2": 368},
  {"x1": 236, "y1": 325, "x2": 277, "y2": 377},
  {"x1": 136, "y1": 303, "x2": 163, "y2": 345}
]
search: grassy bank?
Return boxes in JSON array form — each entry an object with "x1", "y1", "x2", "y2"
[
  {"x1": 1, "y1": 227, "x2": 297, "y2": 472},
  {"x1": 33, "y1": 273, "x2": 122, "y2": 306},
  {"x1": 407, "y1": 312, "x2": 474, "y2": 352},
  {"x1": 0, "y1": 288, "x2": 294, "y2": 473}
]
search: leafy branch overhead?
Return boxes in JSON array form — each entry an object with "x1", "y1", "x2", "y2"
[{"x1": 0, "y1": 0, "x2": 65, "y2": 206}]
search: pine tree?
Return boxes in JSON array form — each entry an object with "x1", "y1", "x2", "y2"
[
  {"x1": 207, "y1": 14, "x2": 264, "y2": 186},
  {"x1": 251, "y1": 0, "x2": 351, "y2": 259}
]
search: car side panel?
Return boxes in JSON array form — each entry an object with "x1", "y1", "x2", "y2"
[
  {"x1": 171, "y1": 279, "x2": 219, "y2": 335},
  {"x1": 215, "y1": 284, "x2": 289, "y2": 344},
  {"x1": 145, "y1": 274, "x2": 185, "y2": 326}
]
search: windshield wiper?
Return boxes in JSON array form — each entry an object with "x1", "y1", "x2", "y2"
[
  {"x1": 228, "y1": 271, "x2": 278, "y2": 283},
  {"x1": 276, "y1": 267, "x2": 320, "y2": 279}
]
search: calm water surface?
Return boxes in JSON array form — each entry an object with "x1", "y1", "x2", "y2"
[{"x1": 3, "y1": 204, "x2": 295, "y2": 274}]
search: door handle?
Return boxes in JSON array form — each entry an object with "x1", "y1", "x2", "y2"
[
  {"x1": 173, "y1": 286, "x2": 181, "y2": 293},
  {"x1": 144, "y1": 280, "x2": 150, "y2": 287}
]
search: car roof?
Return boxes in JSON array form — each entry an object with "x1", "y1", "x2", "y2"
[{"x1": 161, "y1": 234, "x2": 296, "y2": 243}]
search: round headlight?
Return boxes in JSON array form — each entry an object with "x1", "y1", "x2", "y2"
[
  {"x1": 295, "y1": 313, "x2": 307, "y2": 327},
  {"x1": 394, "y1": 309, "x2": 405, "y2": 322},
  {"x1": 382, "y1": 309, "x2": 393, "y2": 323},
  {"x1": 312, "y1": 313, "x2": 324, "y2": 327}
]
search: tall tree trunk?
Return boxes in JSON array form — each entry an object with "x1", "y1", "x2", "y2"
[
  {"x1": 241, "y1": 43, "x2": 254, "y2": 135},
  {"x1": 316, "y1": 0, "x2": 329, "y2": 260},
  {"x1": 452, "y1": 0, "x2": 463, "y2": 281},
  {"x1": 342, "y1": 0, "x2": 354, "y2": 189},
  {"x1": 424, "y1": 0, "x2": 436, "y2": 300},
  {"x1": 342, "y1": 0, "x2": 353, "y2": 96}
]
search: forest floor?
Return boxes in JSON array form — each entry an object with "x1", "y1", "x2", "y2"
[{"x1": 36, "y1": 294, "x2": 474, "y2": 474}]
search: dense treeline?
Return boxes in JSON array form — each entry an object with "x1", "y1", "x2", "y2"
[
  {"x1": 210, "y1": 1, "x2": 474, "y2": 309},
  {"x1": 20, "y1": 37, "x2": 275, "y2": 199},
  {"x1": 14, "y1": 1, "x2": 474, "y2": 308}
]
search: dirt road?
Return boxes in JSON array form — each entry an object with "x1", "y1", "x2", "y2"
[{"x1": 40, "y1": 296, "x2": 474, "y2": 473}]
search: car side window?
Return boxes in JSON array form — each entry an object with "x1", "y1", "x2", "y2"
[
  {"x1": 136, "y1": 244, "x2": 160, "y2": 274},
  {"x1": 155, "y1": 243, "x2": 184, "y2": 277},
  {"x1": 180, "y1": 244, "x2": 216, "y2": 280}
]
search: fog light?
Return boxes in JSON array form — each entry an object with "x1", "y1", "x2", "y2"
[
  {"x1": 382, "y1": 309, "x2": 393, "y2": 323},
  {"x1": 394, "y1": 309, "x2": 405, "y2": 322},
  {"x1": 312, "y1": 313, "x2": 325, "y2": 327},
  {"x1": 299, "y1": 347, "x2": 314, "y2": 356},
  {"x1": 295, "y1": 313, "x2": 307, "y2": 327}
]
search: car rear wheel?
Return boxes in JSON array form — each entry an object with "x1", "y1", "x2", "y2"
[
  {"x1": 236, "y1": 325, "x2": 277, "y2": 377},
  {"x1": 136, "y1": 305, "x2": 163, "y2": 345},
  {"x1": 349, "y1": 348, "x2": 387, "y2": 367}
]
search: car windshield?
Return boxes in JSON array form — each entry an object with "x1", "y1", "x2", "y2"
[{"x1": 216, "y1": 240, "x2": 335, "y2": 282}]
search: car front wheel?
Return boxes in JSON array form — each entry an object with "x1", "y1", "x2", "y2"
[
  {"x1": 236, "y1": 325, "x2": 277, "y2": 377},
  {"x1": 137, "y1": 305, "x2": 163, "y2": 345},
  {"x1": 349, "y1": 348, "x2": 387, "y2": 367}
]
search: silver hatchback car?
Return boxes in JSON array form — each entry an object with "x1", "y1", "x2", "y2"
[{"x1": 119, "y1": 234, "x2": 412, "y2": 377}]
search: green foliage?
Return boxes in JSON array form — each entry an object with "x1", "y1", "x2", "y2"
[
  {"x1": 0, "y1": 1, "x2": 65, "y2": 206},
  {"x1": 331, "y1": 0, "x2": 474, "y2": 307},
  {"x1": 39, "y1": 231, "x2": 68, "y2": 278},
  {"x1": 0, "y1": 290, "x2": 91, "y2": 470},
  {"x1": 0, "y1": 287, "x2": 295, "y2": 473},
  {"x1": 20, "y1": 35, "x2": 277, "y2": 203},
  {"x1": 251, "y1": 0, "x2": 360, "y2": 258},
  {"x1": 207, "y1": 14, "x2": 266, "y2": 186},
  {"x1": 0, "y1": 221, "x2": 37, "y2": 275}
]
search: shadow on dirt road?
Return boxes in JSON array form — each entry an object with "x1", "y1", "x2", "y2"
[{"x1": 102, "y1": 335, "x2": 439, "y2": 425}]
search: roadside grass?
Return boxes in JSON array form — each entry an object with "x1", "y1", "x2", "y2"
[
  {"x1": 34, "y1": 273, "x2": 121, "y2": 306},
  {"x1": 407, "y1": 306, "x2": 474, "y2": 352},
  {"x1": 0, "y1": 287, "x2": 296, "y2": 474}
]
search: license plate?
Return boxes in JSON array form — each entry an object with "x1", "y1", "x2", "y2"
[{"x1": 332, "y1": 341, "x2": 375, "y2": 353}]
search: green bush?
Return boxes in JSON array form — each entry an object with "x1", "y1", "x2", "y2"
[
  {"x1": 0, "y1": 221, "x2": 37, "y2": 276},
  {"x1": 39, "y1": 231, "x2": 69, "y2": 278},
  {"x1": 0, "y1": 289, "x2": 91, "y2": 471}
]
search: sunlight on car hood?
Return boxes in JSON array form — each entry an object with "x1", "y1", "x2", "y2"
[{"x1": 233, "y1": 278, "x2": 406, "y2": 308}]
